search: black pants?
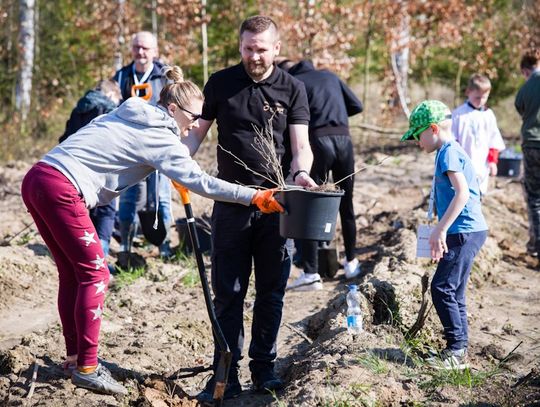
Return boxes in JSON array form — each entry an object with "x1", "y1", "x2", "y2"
[
  {"x1": 523, "y1": 147, "x2": 540, "y2": 257},
  {"x1": 302, "y1": 134, "x2": 357, "y2": 274},
  {"x1": 210, "y1": 202, "x2": 291, "y2": 373}
]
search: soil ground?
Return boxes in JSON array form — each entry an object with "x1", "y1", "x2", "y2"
[{"x1": 0, "y1": 137, "x2": 539, "y2": 406}]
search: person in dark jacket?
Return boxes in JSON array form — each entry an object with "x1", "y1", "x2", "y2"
[
  {"x1": 59, "y1": 82, "x2": 120, "y2": 143},
  {"x1": 112, "y1": 31, "x2": 174, "y2": 259},
  {"x1": 515, "y1": 48, "x2": 540, "y2": 263},
  {"x1": 59, "y1": 79, "x2": 121, "y2": 259},
  {"x1": 284, "y1": 59, "x2": 363, "y2": 290}
]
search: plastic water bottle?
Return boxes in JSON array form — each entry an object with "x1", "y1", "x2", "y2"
[{"x1": 346, "y1": 285, "x2": 363, "y2": 334}]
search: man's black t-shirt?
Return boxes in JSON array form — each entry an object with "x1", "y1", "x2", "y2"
[{"x1": 202, "y1": 63, "x2": 309, "y2": 188}]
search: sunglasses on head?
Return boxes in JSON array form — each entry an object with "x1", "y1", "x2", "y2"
[{"x1": 178, "y1": 106, "x2": 202, "y2": 122}]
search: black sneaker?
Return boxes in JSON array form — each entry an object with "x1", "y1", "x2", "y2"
[
  {"x1": 251, "y1": 369, "x2": 283, "y2": 393},
  {"x1": 196, "y1": 374, "x2": 242, "y2": 403}
]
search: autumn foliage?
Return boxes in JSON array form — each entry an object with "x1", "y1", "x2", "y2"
[{"x1": 0, "y1": 0, "x2": 538, "y2": 159}]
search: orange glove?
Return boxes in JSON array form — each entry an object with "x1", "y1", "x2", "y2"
[{"x1": 251, "y1": 189, "x2": 284, "y2": 214}]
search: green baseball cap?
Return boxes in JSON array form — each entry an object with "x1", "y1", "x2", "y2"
[{"x1": 400, "y1": 100, "x2": 452, "y2": 141}]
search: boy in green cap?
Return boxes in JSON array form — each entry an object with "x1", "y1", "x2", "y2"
[{"x1": 402, "y1": 100, "x2": 488, "y2": 369}]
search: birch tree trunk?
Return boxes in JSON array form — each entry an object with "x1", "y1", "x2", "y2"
[
  {"x1": 15, "y1": 0, "x2": 35, "y2": 121},
  {"x1": 390, "y1": 0, "x2": 410, "y2": 117},
  {"x1": 362, "y1": 0, "x2": 374, "y2": 123},
  {"x1": 151, "y1": 0, "x2": 157, "y2": 37},
  {"x1": 201, "y1": 0, "x2": 208, "y2": 84},
  {"x1": 113, "y1": 0, "x2": 125, "y2": 72}
]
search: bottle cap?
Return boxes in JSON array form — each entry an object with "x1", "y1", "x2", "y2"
[{"x1": 348, "y1": 284, "x2": 358, "y2": 291}]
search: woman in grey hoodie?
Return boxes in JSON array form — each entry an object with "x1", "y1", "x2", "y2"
[{"x1": 20, "y1": 66, "x2": 282, "y2": 396}]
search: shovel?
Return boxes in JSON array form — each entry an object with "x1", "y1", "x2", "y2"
[
  {"x1": 137, "y1": 209, "x2": 167, "y2": 246},
  {"x1": 173, "y1": 182, "x2": 232, "y2": 407}
]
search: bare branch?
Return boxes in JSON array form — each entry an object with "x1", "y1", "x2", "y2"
[
  {"x1": 334, "y1": 155, "x2": 391, "y2": 186},
  {"x1": 217, "y1": 144, "x2": 280, "y2": 188},
  {"x1": 350, "y1": 123, "x2": 406, "y2": 135},
  {"x1": 26, "y1": 361, "x2": 39, "y2": 399}
]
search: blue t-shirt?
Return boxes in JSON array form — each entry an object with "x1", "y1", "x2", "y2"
[{"x1": 434, "y1": 140, "x2": 488, "y2": 234}]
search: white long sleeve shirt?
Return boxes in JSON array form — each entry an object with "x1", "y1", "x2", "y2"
[{"x1": 452, "y1": 102, "x2": 506, "y2": 193}]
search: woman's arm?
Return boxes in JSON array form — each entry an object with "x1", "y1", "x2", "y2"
[
  {"x1": 182, "y1": 118, "x2": 213, "y2": 156},
  {"x1": 429, "y1": 170, "x2": 470, "y2": 261}
]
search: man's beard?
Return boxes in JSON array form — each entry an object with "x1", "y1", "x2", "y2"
[{"x1": 243, "y1": 59, "x2": 271, "y2": 79}]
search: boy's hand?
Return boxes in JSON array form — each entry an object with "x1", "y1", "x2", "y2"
[
  {"x1": 429, "y1": 225, "x2": 448, "y2": 262},
  {"x1": 488, "y1": 162, "x2": 498, "y2": 176}
]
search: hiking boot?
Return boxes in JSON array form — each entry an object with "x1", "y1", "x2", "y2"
[
  {"x1": 426, "y1": 348, "x2": 469, "y2": 370},
  {"x1": 196, "y1": 374, "x2": 242, "y2": 403},
  {"x1": 251, "y1": 369, "x2": 283, "y2": 393},
  {"x1": 343, "y1": 258, "x2": 361, "y2": 279},
  {"x1": 286, "y1": 272, "x2": 323, "y2": 291},
  {"x1": 71, "y1": 364, "x2": 128, "y2": 395}
]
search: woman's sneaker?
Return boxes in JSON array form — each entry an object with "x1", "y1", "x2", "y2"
[
  {"x1": 286, "y1": 272, "x2": 323, "y2": 291},
  {"x1": 343, "y1": 258, "x2": 361, "y2": 279},
  {"x1": 426, "y1": 348, "x2": 469, "y2": 370},
  {"x1": 71, "y1": 364, "x2": 128, "y2": 395}
]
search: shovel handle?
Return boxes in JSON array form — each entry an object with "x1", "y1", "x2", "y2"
[
  {"x1": 172, "y1": 180, "x2": 231, "y2": 351},
  {"x1": 172, "y1": 181, "x2": 232, "y2": 404},
  {"x1": 172, "y1": 181, "x2": 191, "y2": 205}
]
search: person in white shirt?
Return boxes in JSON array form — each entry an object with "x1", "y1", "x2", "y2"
[{"x1": 452, "y1": 74, "x2": 505, "y2": 194}]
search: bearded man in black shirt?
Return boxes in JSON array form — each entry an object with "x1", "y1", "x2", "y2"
[{"x1": 183, "y1": 15, "x2": 316, "y2": 402}]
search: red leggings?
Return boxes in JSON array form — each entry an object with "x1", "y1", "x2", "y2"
[{"x1": 21, "y1": 162, "x2": 109, "y2": 367}]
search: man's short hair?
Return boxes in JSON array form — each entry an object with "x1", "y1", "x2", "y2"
[
  {"x1": 239, "y1": 15, "x2": 279, "y2": 40},
  {"x1": 520, "y1": 48, "x2": 540, "y2": 70},
  {"x1": 467, "y1": 74, "x2": 491, "y2": 92},
  {"x1": 131, "y1": 31, "x2": 158, "y2": 49},
  {"x1": 96, "y1": 79, "x2": 121, "y2": 100}
]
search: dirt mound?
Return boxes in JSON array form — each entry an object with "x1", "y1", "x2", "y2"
[{"x1": 1, "y1": 146, "x2": 540, "y2": 406}]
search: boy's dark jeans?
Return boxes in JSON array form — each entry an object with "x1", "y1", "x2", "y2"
[
  {"x1": 523, "y1": 147, "x2": 540, "y2": 257},
  {"x1": 431, "y1": 230, "x2": 487, "y2": 351}
]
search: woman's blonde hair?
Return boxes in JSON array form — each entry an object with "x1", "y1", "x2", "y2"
[{"x1": 158, "y1": 66, "x2": 203, "y2": 108}]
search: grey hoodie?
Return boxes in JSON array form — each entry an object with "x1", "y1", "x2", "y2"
[{"x1": 42, "y1": 97, "x2": 255, "y2": 208}]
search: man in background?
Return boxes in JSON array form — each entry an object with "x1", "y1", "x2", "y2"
[
  {"x1": 515, "y1": 48, "x2": 540, "y2": 264},
  {"x1": 113, "y1": 32, "x2": 173, "y2": 259},
  {"x1": 283, "y1": 59, "x2": 363, "y2": 290}
]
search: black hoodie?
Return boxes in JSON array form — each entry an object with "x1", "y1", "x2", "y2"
[{"x1": 288, "y1": 60, "x2": 363, "y2": 137}]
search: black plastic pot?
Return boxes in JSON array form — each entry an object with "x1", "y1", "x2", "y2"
[
  {"x1": 497, "y1": 157, "x2": 521, "y2": 177},
  {"x1": 278, "y1": 189, "x2": 344, "y2": 240}
]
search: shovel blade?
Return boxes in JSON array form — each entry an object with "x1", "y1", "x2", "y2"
[
  {"x1": 137, "y1": 209, "x2": 167, "y2": 246},
  {"x1": 213, "y1": 350, "x2": 232, "y2": 404}
]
